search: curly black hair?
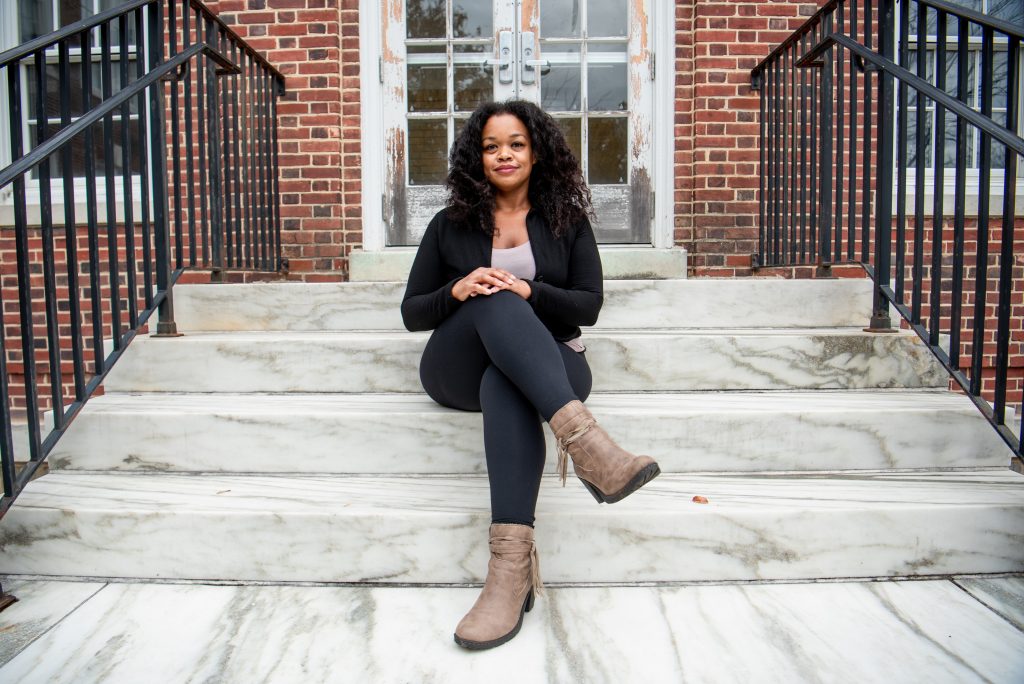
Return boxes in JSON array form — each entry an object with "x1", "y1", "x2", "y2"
[{"x1": 445, "y1": 100, "x2": 592, "y2": 237}]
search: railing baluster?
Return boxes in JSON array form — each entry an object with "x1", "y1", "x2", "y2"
[
  {"x1": 34, "y1": 49, "x2": 65, "y2": 429},
  {"x1": 197, "y1": 10, "x2": 210, "y2": 267},
  {"x1": 221, "y1": 28, "x2": 234, "y2": 269},
  {"x1": 119, "y1": 14, "x2": 139, "y2": 330},
  {"x1": 149, "y1": 0, "x2": 178, "y2": 335},
  {"x1": 7, "y1": 66, "x2": 42, "y2": 463},
  {"x1": 59, "y1": 39, "x2": 85, "y2": 400},
  {"x1": 848, "y1": 0, "x2": 859, "y2": 261},
  {"x1": 818, "y1": 14, "x2": 834, "y2": 273},
  {"x1": 243, "y1": 53, "x2": 255, "y2": 269},
  {"x1": 135, "y1": 9, "x2": 153, "y2": 311},
  {"x1": 810, "y1": 29, "x2": 819, "y2": 264},
  {"x1": 82, "y1": 28, "x2": 105, "y2": 375},
  {"x1": 230, "y1": 42, "x2": 244, "y2": 267},
  {"x1": 894, "y1": 0, "x2": 910, "y2": 302},
  {"x1": 270, "y1": 71, "x2": 282, "y2": 268},
  {"x1": 869, "y1": 0, "x2": 895, "y2": 331},
  {"x1": 101, "y1": 22, "x2": 123, "y2": 349},
  {"x1": 834, "y1": 5, "x2": 846, "y2": 262},
  {"x1": 861, "y1": 0, "x2": 874, "y2": 264},
  {"x1": 970, "y1": 26, "x2": 994, "y2": 398},
  {"x1": 784, "y1": 49, "x2": 793, "y2": 264},
  {"x1": 758, "y1": 60, "x2": 766, "y2": 265},
  {"x1": 994, "y1": 37, "x2": 1020, "y2": 427},
  {"x1": 800, "y1": 38, "x2": 808, "y2": 263},
  {"x1": 184, "y1": 0, "x2": 198, "y2": 268},
  {"x1": 912, "y1": 2, "x2": 928, "y2": 325},
  {"x1": 258, "y1": 66, "x2": 271, "y2": 270},
  {"x1": 170, "y1": 1, "x2": 183, "y2": 272},
  {"x1": 929, "y1": 10, "x2": 947, "y2": 349},
  {"x1": 207, "y1": 18, "x2": 224, "y2": 272},
  {"x1": 948, "y1": 16, "x2": 969, "y2": 370}
]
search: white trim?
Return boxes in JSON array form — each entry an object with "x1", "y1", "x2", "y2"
[
  {"x1": 358, "y1": 0, "x2": 384, "y2": 252},
  {"x1": 0, "y1": 176, "x2": 145, "y2": 227},
  {"x1": 652, "y1": 0, "x2": 675, "y2": 249}
]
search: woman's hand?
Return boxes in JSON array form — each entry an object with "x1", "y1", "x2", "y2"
[{"x1": 452, "y1": 267, "x2": 518, "y2": 301}]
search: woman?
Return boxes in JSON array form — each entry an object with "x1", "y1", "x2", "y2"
[{"x1": 401, "y1": 100, "x2": 660, "y2": 650}]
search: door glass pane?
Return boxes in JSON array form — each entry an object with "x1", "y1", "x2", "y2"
[
  {"x1": 453, "y1": 0, "x2": 492, "y2": 38},
  {"x1": 554, "y1": 117, "x2": 583, "y2": 166},
  {"x1": 407, "y1": 47, "x2": 446, "y2": 112},
  {"x1": 454, "y1": 44, "x2": 492, "y2": 111},
  {"x1": 541, "y1": 43, "x2": 581, "y2": 111},
  {"x1": 407, "y1": 0, "x2": 446, "y2": 39},
  {"x1": 588, "y1": 117, "x2": 627, "y2": 183},
  {"x1": 541, "y1": 0, "x2": 582, "y2": 38},
  {"x1": 588, "y1": 43, "x2": 627, "y2": 111},
  {"x1": 588, "y1": 0, "x2": 628, "y2": 37},
  {"x1": 409, "y1": 119, "x2": 448, "y2": 184}
]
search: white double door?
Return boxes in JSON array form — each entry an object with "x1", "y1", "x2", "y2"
[{"x1": 380, "y1": 0, "x2": 654, "y2": 245}]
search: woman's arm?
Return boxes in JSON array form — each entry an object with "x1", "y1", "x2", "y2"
[
  {"x1": 524, "y1": 218, "x2": 603, "y2": 327},
  {"x1": 400, "y1": 215, "x2": 463, "y2": 332}
]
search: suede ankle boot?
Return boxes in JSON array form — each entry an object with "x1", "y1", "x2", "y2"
[
  {"x1": 454, "y1": 523, "x2": 542, "y2": 650},
  {"x1": 549, "y1": 400, "x2": 660, "y2": 503}
]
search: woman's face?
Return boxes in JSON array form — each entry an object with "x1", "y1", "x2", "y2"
[{"x1": 481, "y1": 113, "x2": 535, "y2": 196}]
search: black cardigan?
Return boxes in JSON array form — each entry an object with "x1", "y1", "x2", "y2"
[{"x1": 401, "y1": 208, "x2": 604, "y2": 342}]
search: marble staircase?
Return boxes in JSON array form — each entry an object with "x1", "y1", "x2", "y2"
[{"x1": 0, "y1": 278, "x2": 1022, "y2": 585}]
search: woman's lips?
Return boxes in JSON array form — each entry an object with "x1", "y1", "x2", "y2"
[{"x1": 494, "y1": 165, "x2": 518, "y2": 173}]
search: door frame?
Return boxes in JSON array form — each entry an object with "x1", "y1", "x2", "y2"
[{"x1": 358, "y1": 0, "x2": 676, "y2": 251}]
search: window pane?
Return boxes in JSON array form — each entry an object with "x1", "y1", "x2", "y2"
[
  {"x1": 20, "y1": 1, "x2": 54, "y2": 41},
  {"x1": 541, "y1": 43, "x2": 580, "y2": 111},
  {"x1": 588, "y1": 0, "x2": 628, "y2": 38},
  {"x1": 554, "y1": 117, "x2": 582, "y2": 168},
  {"x1": 541, "y1": 0, "x2": 582, "y2": 39},
  {"x1": 30, "y1": 119, "x2": 142, "y2": 177},
  {"x1": 588, "y1": 117, "x2": 627, "y2": 184},
  {"x1": 407, "y1": 47, "x2": 446, "y2": 112},
  {"x1": 408, "y1": 119, "x2": 448, "y2": 184},
  {"x1": 407, "y1": 0, "x2": 446, "y2": 39},
  {"x1": 905, "y1": 108, "x2": 934, "y2": 169},
  {"x1": 453, "y1": 0, "x2": 491, "y2": 38},
  {"x1": 587, "y1": 44, "x2": 627, "y2": 111},
  {"x1": 988, "y1": 0, "x2": 1024, "y2": 24},
  {"x1": 454, "y1": 44, "x2": 491, "y2": 111}
]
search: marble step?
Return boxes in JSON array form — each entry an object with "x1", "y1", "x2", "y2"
[
  {"x1": 49, "y1": 390, "x2": 1011, "y2": 473},
  {"x1": 1, "y1": 470, "x2": 1022, "y2": 583},
  {"x1": 170, "y1": 279, "x2": 877, "y2": 332},
  {"x1": 102, "y1": 329, "x2": 947, "y2": 393},
  {"x1": 3, "y1": 579, "x2": 1024, "y2": 682}
]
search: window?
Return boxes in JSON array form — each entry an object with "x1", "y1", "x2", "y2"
[
  {"x1": 1, "y1": 0, "x2": 144, "y2": 215},
  {"x1": 901, "y1": 0, "x2": 1024, "y2": 207}
]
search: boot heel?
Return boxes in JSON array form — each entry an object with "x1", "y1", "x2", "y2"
[
  {"x1": 524, "y1": 589, "x2": 535, "y2": 613},
  {"x1": 580, "y1": 478, "x2": 607, "y2": 503}
]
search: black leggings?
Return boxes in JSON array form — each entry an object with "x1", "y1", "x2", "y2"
[{"x1": 419, "y1": 291, "x2": 592, "y2": 526}]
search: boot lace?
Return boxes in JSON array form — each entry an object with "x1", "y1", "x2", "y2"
[{"x1": 555, "y1": 419, "x2": 594, "y2": 486}]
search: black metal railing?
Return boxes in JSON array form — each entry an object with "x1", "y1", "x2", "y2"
[
  {"x1": 751, "y1": 0, "x2": 1024, "y2": 457},
  {"x1": 0, "y1": 0, "x2": 285, "y2": 519}
]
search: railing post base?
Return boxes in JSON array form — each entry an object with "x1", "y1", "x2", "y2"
[
  {"x1": 1011, "y1": 456, "x2": 1024, "y2": 475},
  {"x1": 864, "y1": 312, "x2": 897, "y2": 334},
  {"x1": 0, "y1": 580, "x2": 18, "y2": 613},
  {"x1": 152, "y1": 321, "x2": 183, "y2": 338},
  {"x1": 814, "y1": 262, "x2": 836, "y2": 279}
]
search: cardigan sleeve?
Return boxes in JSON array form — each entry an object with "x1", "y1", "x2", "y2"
[
  {"x1": 525, "y1": 217, "x2": 603, "y2": 328},
  {"x1": 400, "y1": 214, "x2": 463, "y2": 332}
]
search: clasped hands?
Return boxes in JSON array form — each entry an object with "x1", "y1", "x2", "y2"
[{"x1": 452, "y1": 267, "x2": 531, "y2": 302}]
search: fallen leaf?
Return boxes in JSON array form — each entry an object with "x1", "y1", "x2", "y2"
[{"x1": 692, "y1": 495, "x2": 709, "y2": 504}]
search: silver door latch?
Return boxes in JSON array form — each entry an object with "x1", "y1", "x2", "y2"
[
  {"x1": 520, "y1": 31, "x2": 550, "y2": 85},
  {"x1": 487, "y1": 30, "x2": 514, "y2": 84}
]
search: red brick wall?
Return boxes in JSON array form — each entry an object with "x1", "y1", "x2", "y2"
[
  {"x1": 677, "y1": 0, "x2": 823, "y2": 277},
  {"x1": 208, "y1": 0, "x2": 360, "y2": 282}
]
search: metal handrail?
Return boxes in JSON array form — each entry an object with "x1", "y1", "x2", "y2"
[
  {"x1": 749, "y1": 0, "x2": 1024, "y2": 459},
  {"x1": 0, "y1": 0, "x2": 285, "y2": 518}
]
